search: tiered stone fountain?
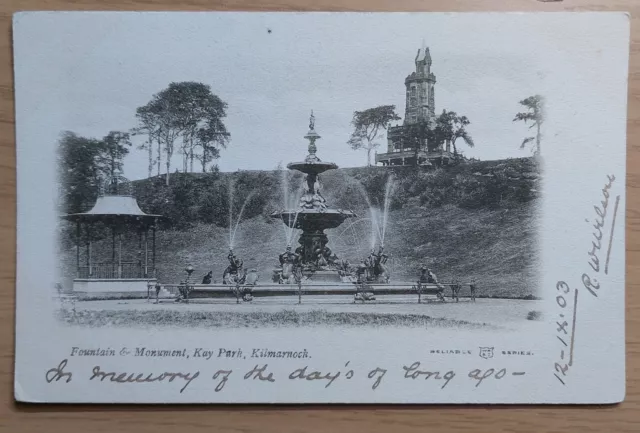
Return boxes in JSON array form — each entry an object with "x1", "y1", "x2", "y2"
[{"x1": 271, "y1": 112, "x2": 356, "y2": 282}]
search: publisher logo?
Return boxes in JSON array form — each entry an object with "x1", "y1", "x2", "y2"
[{"x1": 479, "y1": 347, "x2": 494, "y2": 359}]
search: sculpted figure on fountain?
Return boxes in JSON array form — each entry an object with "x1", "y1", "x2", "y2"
[
  {"x1": 299, "y1": 174, "x2": 328, "y2": 210},
  {"x1": 223, "y1": 249, "x2": 244, "y2": 284}
]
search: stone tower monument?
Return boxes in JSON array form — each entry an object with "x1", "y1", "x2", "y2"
[{"x1": 403, "y1": 41, "x2": 436, "y2": 126}]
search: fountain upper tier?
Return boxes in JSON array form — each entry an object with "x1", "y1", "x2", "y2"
[
  {"x1": 286, "y1": 124, "x2": 338, "y2": 175},
  {"x1": 287, "y1": 160, "x2": 338, "y2": 175},
  {"x1": 271, "y1": 112, "x2": 356, "y2": 230}
]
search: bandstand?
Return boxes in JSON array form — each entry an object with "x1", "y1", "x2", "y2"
[{"x1": 62, "y1": 175, "x2": 164, "y2": 298}]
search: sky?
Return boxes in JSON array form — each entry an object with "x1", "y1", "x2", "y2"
[{"x1": 14, "y1": 12, "x2": 599, "y2": 180}]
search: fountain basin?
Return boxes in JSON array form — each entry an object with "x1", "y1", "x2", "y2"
[
  {"x1": 287, "y1": 161, "x2": 338, "y2": 175},
  {"x1": 271, "y1": 208, "x2": 356, "y2": 231}
]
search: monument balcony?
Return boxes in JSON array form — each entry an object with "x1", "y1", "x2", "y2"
[{"x1": 375, "y1": 149, "x2": 453, "y2": 162}]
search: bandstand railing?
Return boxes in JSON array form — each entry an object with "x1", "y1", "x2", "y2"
[{"x1": 77, "y1": 262, "x2": 155, "y2": 279}]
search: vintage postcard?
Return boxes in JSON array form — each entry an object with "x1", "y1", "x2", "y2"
[{"x1": 13, "y1": 11, "x2": 628, "y2": 404}]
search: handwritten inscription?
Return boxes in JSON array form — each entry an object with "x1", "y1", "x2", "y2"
[
  {"x1": 212, "y1": 369, "x2": 232, "y2": 391},
  {"x1": 402, "y1": 362, "x2": 455, "y2": 389},
  {"x1": 243, "y1": 364, "x2": 275, "y2": 382},
  {"x1": 553, "y1": 282, "x2": 579, "y2": 386},
  {"x1": 289, "y1": 362, "x2": 355, "y2": 388},
  {"x1": 552, "y1": 174, "x2": 619, "y2": 385},
  {"x1": 586, "y1": 175, "x2": 614, "y2": 274},
  {"x1": 90, "y1": 365, "x2": 200, "y2": 393},
  {"x1": 46, "y1": 359, "x2": 526, "y2": 393},
  {"x1": 45, "y1": 359, "x2": 73, "y2": 383},
  {"x1": 583, "y1": 174, "x2": 620, "y2": 297}
]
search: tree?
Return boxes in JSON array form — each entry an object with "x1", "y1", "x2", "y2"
[
  {"x1": 95, "y1": 131, "x2": 131, "y2": 179},
  {"x1": 57, "y1": 132, "x2": 103, "y2": 214},
  {"x1": 135, "y1": 82, "x2": 230, "y2": 183},
  {"x1": 56, "y1": 131, "x2": 130, "y2": 214},
  {"x1": 435, "y1": 110, "x2": 474, "y2": 159},
  {"x1": 348, "y1": 105, "x2": 400, "y2": 166},
  {"x1": 132, "y1": 106, "x2": 162, "y2": 178},
  {"x1": 402, "y1": 120, "x2": 436, "y2": 166},
  {"x1": 513, "y1": 95, "x2": 545, "y2": 155},
  {"x1": 194, "y1": 115, "x2": 230, "y2": 172}
]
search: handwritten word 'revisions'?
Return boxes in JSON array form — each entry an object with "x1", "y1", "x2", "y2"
[{"x1": 584, "y1": 174, "x2": 620, "y2": 297}]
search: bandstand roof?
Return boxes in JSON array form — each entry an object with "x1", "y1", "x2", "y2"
[
  {"x1": 63, "y1": 196, "x2": 163, "y2": 223},
  {"x1": 61, "y1": 175, "x2": 164, "y2": 224}
]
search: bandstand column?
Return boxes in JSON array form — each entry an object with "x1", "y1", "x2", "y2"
[
  {"x1": 111, "y1": 226, "x2": 116, "y2": 278},
  {"x1": 144, "y1": 227, "x2": 149, "y2": 278},
  {"x1": 118, "y1": 231, "x2": 123, "y2": 279},
  {"x1": 138, "y1": 228, "x2": 143, "y2": 278},
  {"x1": 86, "y1": 225, "x2": 91, "y2": 277},
  {"x1": 152, "y1": 221, "x2": 157, "y2": 278},
  {"x1": 75, "y1": 221, "x2": 80, "y2": 278}
]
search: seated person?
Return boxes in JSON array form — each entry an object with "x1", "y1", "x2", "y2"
[{"x1": 201, "y1": 271, "x2": 213, "y2": 285}]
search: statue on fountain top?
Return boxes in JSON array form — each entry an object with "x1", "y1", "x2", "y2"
[{"x1": 303, "y1": 110, "x2": 322, "y2": 164}]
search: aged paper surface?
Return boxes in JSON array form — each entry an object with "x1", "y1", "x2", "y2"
[{"x1": 13, "y1": 11, "x2": 628, "y2": 403}]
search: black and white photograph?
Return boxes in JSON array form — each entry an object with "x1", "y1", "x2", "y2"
[
  {"x1": 52, "y1": 15, "x2": 544, "y2": 331},
  {"x1": 13, "y1": 12, "x2": 628, "y2": 404}
]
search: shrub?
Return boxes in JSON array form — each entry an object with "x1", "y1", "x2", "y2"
[{"x1": 526, "y1": 310, "x2": 542, "y2": 321}]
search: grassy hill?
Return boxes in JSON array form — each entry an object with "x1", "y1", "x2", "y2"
[{"x1": 58, "y1": 157, "x2": 541, "y2": 298}]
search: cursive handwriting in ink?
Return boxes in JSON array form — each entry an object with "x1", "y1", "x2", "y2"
[
  {"x1": 212, "y1": 369, "x2": 232, "y2": 392},
  {"x1": 45, "y1": 359, "x2": 73, "y2": 383},
  {"x1": 289, "y1": 362, "x2": 354, "y2": 388},
  {"x1": 581, "y1": 273, "x2": 600, "y2": 297},
  {"x1": 244, "y1": 364, "x2": 275, "y2": 382},
  {"x1": 367, "y1": 367, "x2": 387, "y2": 390},
  {"x1": 587, "y1": 174, "x2": 614, "y2": 271},
  {"x1": 468, "y1": 368, "x2": 506, "y2": 387},
  {"x1": 402, "y1": 362, "x2": 455, "y2": 389},
  {"x1": 584, "y1": 174, "x2": 616, "y2": 296},
  {"x1": 604, "y1": 194, "x2": 621, "y2": 275},
  {"x1": 553, "y1": 282, "x2": 578, "y2": 385},
  {"x1": 89, "y1": 366, "x2": 199, "y2": 393}
]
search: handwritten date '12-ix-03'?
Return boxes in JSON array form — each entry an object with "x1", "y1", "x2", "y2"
[{"x1": 554, "y1": 174, "x2": 619, "y2": 385}]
